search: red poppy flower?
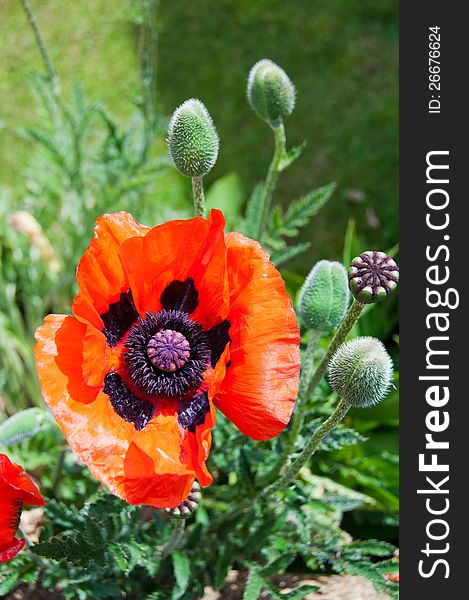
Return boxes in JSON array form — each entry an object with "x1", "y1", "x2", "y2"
[
  {"x1": 0, "y1": 453, "x2": 46, "y2": 563},
  {"x1": 34, "y1": 210, "x2": 300, "y2": 508}
]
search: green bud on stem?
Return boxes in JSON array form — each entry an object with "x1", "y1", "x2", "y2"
[
  {"x1": 167, "y1": 99, "x2": 219, "y2": 177},
  {"x1": 328, "y1": 337, "x2": 394, "y2": 408},
  {"x1": 247, "y1": 59, "x2": 296, "y2": 127},
  {"x1": 298, "y1": 260, "x2": 350, "y2": 332}
]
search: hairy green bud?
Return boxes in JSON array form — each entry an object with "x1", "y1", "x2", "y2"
[
  {"x1": 328, "y1": 337, "x2": 393, "y2": 408},
  {"x1": 298, "y1": 260, "x2": 350, "y2": 332},
  {"x1": 348, "y1": 251, "x2": 399, "y2": 304},
  {"x1": 167, "y1": 99, "x2": 219, "y2": 177},
  {"x1": 247, "y1": 59, "x2": 296, "y2": 127}
]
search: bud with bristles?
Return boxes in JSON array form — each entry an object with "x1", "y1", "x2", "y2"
[
  {"x1": 247, "y1": 59, "x2": 296, "y2": 127},
  {"x1": 298, "y1": 260, "x2": 350, "y2": 332},
  {"x1": 167, "y1": 99, "x2": 219, "y2": 177},
  {"x1": 165, "y1": 481, "x2": 201, "y2": 517},
  {"x1": 328, "y1": 337, "x2": 393, "y2": 408},
  {"x1": 348, "y1": 251, "x2": 399, "y2": 304}
]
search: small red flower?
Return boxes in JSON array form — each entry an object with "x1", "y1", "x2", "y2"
[
  {"x1": 0, "y1": 453, "x2": 46, "y2": 563},
  {"x1": 34, "y1": 210, "x2": 300, "y2": 508}
]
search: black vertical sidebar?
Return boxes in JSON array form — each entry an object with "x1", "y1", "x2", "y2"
[{"x1": 400, "y1": 2, "x2": 467, "y2": 597}]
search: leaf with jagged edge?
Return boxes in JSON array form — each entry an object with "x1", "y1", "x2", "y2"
[
  {"x1": 271, "y1": 242, "x2": 311, "y2": 267},
  {"x1": 278, "y1": 140, "x2": 306, "y2": 172},
  {"x1": 242, "y1": 182, "x2": 264, "y2": 238},
  {"x1": 171, "y1": 551, "x2": 191, "y2": 600},
  {"x1": 283, "y1": 182, "x2": 336, "y2": 232},
  {"x1": 243, "y1": 569, "x2": 265, "y2": 600}
]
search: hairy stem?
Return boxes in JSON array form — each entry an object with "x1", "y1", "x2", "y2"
[
  {"x1": 257, "y1": 329, "x2": 321, "y2": 488},
  {"x1": 19, "y1": 0, "x2": 59, "y2": 96},
  {"x1": 158, "y1": 518, "x2": 186, "y2": 558},
  {"x1": 290, "y1": 329, "x2": 322, "y2": 439},
  {"x1": 255, "y1": 122, "x2": 286, "y2": 240},
  {"x1": 258, "y1": 301, "x2": 363, "y2": 489},
  {"x1": 259, "y1": 398, "x2": 351, "y2": 498},
  {"x1": 51, "y1": 447, "x2": 66, "y2": 498},
  {"x1": 302, "y1": 299, "x2": 364, "y2": 402},
  {"x1": 140, "y1": 0, "x2": 159, "y2": 162},
  {"x1": 192, "y1": 176, "x2": 205, "y2": 217}
]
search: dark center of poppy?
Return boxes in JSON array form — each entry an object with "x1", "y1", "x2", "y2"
[
  {"x1": 147, "y1": 329, "x2": 190, "y2": 372},
  {"x1": 101, "y1": 279, "x2": 231, "y2": 431}
]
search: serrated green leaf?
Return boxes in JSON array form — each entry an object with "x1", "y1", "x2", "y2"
[
  {"x1": 271, "y1": 242, "x2": 311, "y2": 267},
  {"x1": 267, "y1": 582, "x2": 320, "y2": 599},
  {"x1": 345, "y1": 539, "x2": 395, "y2": 558},
  {"x1": 283, "y1": 182, "x2": 336, "y2": 231},
  {"x1": 243, "y1": 570, "x2": 264, "y2": 600},
  {"x1": 172, "y1": 551, "x2": 191, "y2": 599},
  {"x1": 279, "y1": 141, "x2": 306, "y2": 172},
  {"x1": 242, "y1": 183, "x2": 264, "y2": 239},
  {"x1": 0, "y1": 570, "x2": 20, "y2": 596}
]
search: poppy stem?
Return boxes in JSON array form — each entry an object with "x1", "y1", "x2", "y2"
[
  {"x1": 51, "y1": 447, "x2": 66, "y2": 498},
  {"x1": 302, "y1": 299, "x2": 364, "y2": 402},
  {"x1": 192, "y1": 176, "x2": 206, "y2": 217},
  {"x1": 139, "y1": 0, "x2": 159, "y2": 164},
  {"x1": 257, "y1": 329, "x2": 321, "y2": 488},
  {"x1": 255, "y1": 122, "x2": 286, "y2": 241},
  {"x1": 159, "y1": 517, "x2": 186, "y2": 558},
  {"x1": 19, "y1": 0, "x2": 59, "y2": 97},
  {"x1": 258, "y1": 398, "x2": 351, "y2": 499},
  {"x1": 257, "y1": 300, "x2": 364, "y2": 489}
]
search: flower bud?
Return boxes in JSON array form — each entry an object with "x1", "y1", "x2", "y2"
[
  {"x1": 167, "y1": 99, "x2": 219, "y2": 177},
  {"x1": 328, "y1": 337, "x2": 393, "y2": 408},
  {"x1": 247, "y1": 59, "x2": 295, "y2": 127},
  {"x1": 298, "y1": 260, "x2": 350, "y2": 332},
  {"x1": 348, "y1": 251, "x2": 399, "y2": 304}
]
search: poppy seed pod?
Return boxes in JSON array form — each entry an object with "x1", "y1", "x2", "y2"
[
  {"x1": 247, "y1": 59, "x2": 296, "y2": 127},
  {"x1": 348, "y1": 251, "x2": 399, "y2": 304},
  {"x1": 167, "y1": 99, "x2": 219, "y2": 177},
  {"x1": 328, "y1": 337, "x2": 393, "y2": 408},
  {"x1": 298, "y1": 260, "x2": 350, "y2": 332}
]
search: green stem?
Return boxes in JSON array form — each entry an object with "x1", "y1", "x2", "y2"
[
  {"x1": 219, "y1": 397, "x2": 352, "y2": 524},
  {"x1": 259, "y1": 398, "x2": 351, "y2": 498},
  {"x1": 303, "y1": 299, "x2": 364, "y2": 402},
  {"x1": 158, "y1": 518, "x2": 186, "y2": 558},
  {"x1": 291, "y1": 329, "x2": 322, "y2": 435},
  {"x1": 140, "y1": 0, "x2": 159, "y2": 163},
  {"x1": 255, "y1": 122, "x2": 286, "y2": 240},
  {"x1": 257, "y1": 329, "x2": 321, "y2": 488},
  {"x1": 51, "y1": 447, "x2": 66, "y2": 498},
  {"x1": 20, "y1": 0, "x2": 83, "y2": 192},
  {"x1": 258, "y1": 301, "x2": 363, "y2": 490},
  {"x1": 192, "y1": 176, "x2": 205, "y2": 217},
  {"x1": 19, "y1": 0, "x2": 59, "y2": 97}
]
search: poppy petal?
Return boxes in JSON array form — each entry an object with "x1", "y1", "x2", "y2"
[
  {"x1": 0, "y1": 454, "x2": 45, "y2": 507},
  {"x1": 120, "y1": 209, "x2": 229, "y2": 330},
  {"x1": 0, "y1": 537, "x2": 25, "y2": 564},
  {"x1": 72, "y1": 212, "x2": 149, "y2": 331},
  {"x1": 214, "y1": 233, "x2": 300, "y2": 440},
  {"x1": 35, "y1": 315, "x2": 105, "y2": 406},
  {"x1": 34, "y1": 318, "x2": 212, "y2": 508}
]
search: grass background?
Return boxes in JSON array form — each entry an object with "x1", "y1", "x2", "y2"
[{"x1": 1, "y1": 0, "x2": 398, "y2": 263}]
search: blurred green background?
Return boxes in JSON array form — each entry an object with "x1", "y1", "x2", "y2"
[{"x1": 1, "y1": 0, "x2": 398, "y2": 262}]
